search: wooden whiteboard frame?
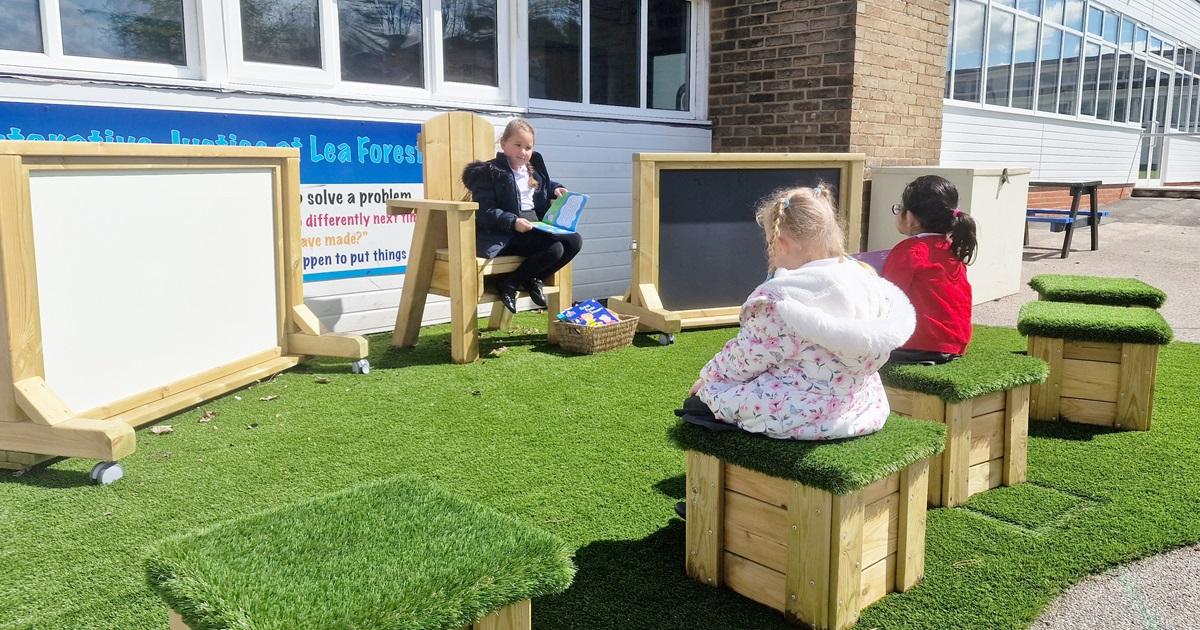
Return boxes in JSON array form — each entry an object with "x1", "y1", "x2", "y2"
[
  {"x1": 0, "y1": 142, "x2": 367, "y2": 465},
  {"x1": 609, "y1": 153, "x2": 866, "y2": 334}
]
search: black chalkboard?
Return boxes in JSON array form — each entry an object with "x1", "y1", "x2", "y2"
[{"x1": 657, "y1": 168, "x2": 841, "y2": 311}]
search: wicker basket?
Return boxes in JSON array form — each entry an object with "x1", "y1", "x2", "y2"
[{"x1": 552, "y1": 314, "x2": 639, "y2": 354}]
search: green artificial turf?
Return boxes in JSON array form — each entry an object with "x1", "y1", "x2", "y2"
[
  {"x1": 1029, "y1": 274, "x2": 1166, "y2": 309},
  {"x1": 880, "y1": 347, "x2": 1048, "y2": 403},
  {"x1": 1017, "y1": 301, "x2": 1174, "y2": 345},
  {"x1": 2, "y1": 318, "x2": 1200, "y2": 630},
  {"x1": 669, "y1": 416, "x2": 945, "y2": 495},
  {"x1": 146, "y1": 477, "x2": 575, "y2": 630}
]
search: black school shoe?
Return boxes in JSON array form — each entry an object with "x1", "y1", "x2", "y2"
[
  {"x1": 523, "y1": 278, "x2": 547, "y2": 308},
  {"x1": 497, "y1": 280, "x2": 518, "y2": 314}
]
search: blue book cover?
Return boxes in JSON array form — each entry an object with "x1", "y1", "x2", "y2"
[{"x1": 532, "y1": 192, "x2": 588, "y2": 234}]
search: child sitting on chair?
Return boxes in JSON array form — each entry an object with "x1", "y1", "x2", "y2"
[
  {"x1": 882, "y1": 175, "x2": 977, "y2": 365},
  {"x1": 461, "y1": 118, "x2": 583, "y2": 314},
  {"x1": 681, "y1": 185, "x2": 915, "y2": 440}
]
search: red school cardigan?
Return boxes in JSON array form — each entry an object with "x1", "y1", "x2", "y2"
[{"x1": 881, "y1": 234, "x2": 972, "y2": 355}]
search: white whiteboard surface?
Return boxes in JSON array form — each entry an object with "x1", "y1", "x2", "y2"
[{"x1": 29, "y1": 169, "x2": 280, "y2": 413}]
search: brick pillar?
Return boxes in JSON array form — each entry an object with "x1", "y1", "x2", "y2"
[{"x1": 709, "y1": 0, "x2": 951, "y2": 169}]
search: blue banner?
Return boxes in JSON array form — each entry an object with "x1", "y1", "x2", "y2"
[{"x1": 0, "y1": 100, "x2": 422, "y2": 185}]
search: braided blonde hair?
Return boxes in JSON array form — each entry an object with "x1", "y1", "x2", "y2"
[{"x1": 755, "y1": 184, "x2": 845, "y2": 272}]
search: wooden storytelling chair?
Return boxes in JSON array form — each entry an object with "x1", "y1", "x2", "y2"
[{"x1": 386, "y1": 112, "x2": 573, "y2": 364}]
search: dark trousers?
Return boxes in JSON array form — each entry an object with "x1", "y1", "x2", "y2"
[
  {"x1": 499, "y1": 230, "x2": 583, "y2": 287},
  {"x1": 888, "y1": 348, "x2": 961, "y2": 366}
]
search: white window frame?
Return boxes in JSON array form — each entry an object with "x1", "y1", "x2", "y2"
[
  {"x1": 222, "y1": 0, "x2": 512, "y2": 107},
  {"x1": 526, "y1": 0, "x2": 709, "y2": 122},
  {"x1": 0, "y1": 0, "x2": 202, "y2": 82}
]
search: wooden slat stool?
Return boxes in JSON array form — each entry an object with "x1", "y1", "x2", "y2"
[
  {"x1": 386, "y1": 112, "x2": 572, "y2": 364},
  {"x1": 1019, "y1": 301, "x2": 1172, "y2": 431},
  {"x1": 147, "y1": 478, "x2": 575, "y2": 630},
  {"x1": 881, "y1": 348, "x2": 1049, "y2": 507},
  {"x1": 670, "y1": 416, "x2": 946, "y2": 630}
]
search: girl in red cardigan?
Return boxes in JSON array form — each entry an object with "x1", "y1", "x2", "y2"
[{"x1": 882, "y1": 175, "x2": 978, "y2": 365}]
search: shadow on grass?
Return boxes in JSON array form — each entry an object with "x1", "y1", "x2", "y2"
[
  {"x1": 536, "y1": 520, "x2": 794, "y2": 630},
  {"x1": 654, "y1": 474, "x2": 685, "y2": 500},
  {"x1": 1028, "y1": 419, "x2": 1123, "y2": 441},
  {"x1": 0, "y1": 461, "x2": 93, "y2": 489}
]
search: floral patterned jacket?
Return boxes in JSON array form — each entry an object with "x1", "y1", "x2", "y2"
[{"x1": 697, "y1": 257, "x2": 915, "y2": 440}]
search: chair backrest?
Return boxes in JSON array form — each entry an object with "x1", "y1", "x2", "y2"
[{"x1": 419, "y1": 112, "x2": 497, "y2": 202}]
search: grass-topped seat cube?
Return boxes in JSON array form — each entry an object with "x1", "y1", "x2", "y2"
[
  {"x1": 880, "y1": 348, "x2": 1049, "y2": 508},
  {"x1": 1030, "y1": 274, "x2": 1166, "y2": 309},
  {"x1": 1019, "y1": 301, "x2": 1173, "y2": 431},
  {"x1": 669, "y1": 417, "x2": 945, "y2": 630},
  {"x1": 146, "y1": 478, "x2": 575, "y2": 630}
]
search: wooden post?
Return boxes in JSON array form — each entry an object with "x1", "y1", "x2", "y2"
[
  {"x1": 785, "y1": 483, "x2": 832, "y2": 626},
  {"x1": 910, "y1": 392, "x2": 947, "y2": 507},
  {"x1": 446, "y1": 211, "x2": 480, "y2": 363},
  {"x1": 393, "y1": 208, "x2": 438, "y2": 347},
  {"x1": 1116, "y1": 343, "x2": 1158, "y2": 431},
  {"x1": 473, "y1": 600, "x2": 532, "y2": 630},
  {"x1": 942, "y1": 400, "x2": 973, "y2": 507},
  {"x1": 827, "y1": 491, "x2": 864, "y2": 630},
  {"x1": 1004, "y1": 386, "x2": 1030, "y2": 485},
  {"x1": 896, "y1": 460, "x2": 930, "y2": 591},
  {"x1": 685, "y1": 451, "x2": 724, "y2": 587},
  {"x1": 1028, "y1": 336, "x2": 1064, "y2": 421}
]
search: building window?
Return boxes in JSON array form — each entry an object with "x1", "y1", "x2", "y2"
[
  {"x1": 1081, "y1": 42, "x2": 1100, "y2": 116},
  {"x1": 1038, "y1": 27, "x2": 1063, "y2": 113},
  {"x1": 985, "y1": 9, "x2": 1014, "y2": 106},
  {"x1": 1096, "y1": 45, "x2": 1115, "y2": 120},
  {"x1": 1059, "y1": 32, "x2": 1081, "y2": 115},
  {"x1": 338, "y1": 0, "x2": 424, "y2": 88},
  {"x1": 528, "y1": 0, "x2": 695, "y2": 115},
  {"x1": 0, "y1": 0, "x2": 198, "y2": 77},
  {"x1": 240, "y1": 0, "x2": 321, "y2": 68},
  {"x1": 1011, "y1": 15, "x2": 1038, "y2": 109},
  {"x1": 951, "y1": 0, "x2": 986, "y2": 102},
  {"x1": 442, "y1": 0, "x2": 498, "y2": 86}
]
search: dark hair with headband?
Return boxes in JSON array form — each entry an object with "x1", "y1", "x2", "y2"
[{"x1": 900, "y1": 175, "x2": 977, "y2": 264}]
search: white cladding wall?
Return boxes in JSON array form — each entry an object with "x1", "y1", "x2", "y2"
[
  {"x1": 0, "y1": 79, "x2": 712, "y2": 335},
  {"x1": 1162, "y1": 135, "x2": 1200, "y2": 182},
  {"x1": 940, "y1": 103, "x2": 1143, "y2": 182}
]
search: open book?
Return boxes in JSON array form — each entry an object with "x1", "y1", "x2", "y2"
[{"x1": 531, "y1": 192, "x2": 588, "y2": 234}]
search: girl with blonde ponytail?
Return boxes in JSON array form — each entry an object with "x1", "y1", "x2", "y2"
[{"x1": 677, "y1": 185, "x2": 916, "y2": 441}]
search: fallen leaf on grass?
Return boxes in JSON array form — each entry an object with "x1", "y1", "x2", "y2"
[
  {"x1": 953, "y1": 558, "x2": 984, "y2": 569},
  {"x1": 198, "y1": 410, "x2": 217, "y2": 423},
  {"x1": 487, "y1": 346, "x2": 510, "y2": 358},
  {"x1": 234, "y1": 396, "x2": 242, "y2": 401},
  {"x1": 314, "y1": 377, "x2": 331, "y2": 384},
  {"x1": 150, "y1": 425, "x2": 173, "y2": 435},
  {"x1": 259, "y1": 395, "x2": 278, "y2": 402},
  {"x1": 245, "y1": 423, "x2": 259, "y2": 430}
]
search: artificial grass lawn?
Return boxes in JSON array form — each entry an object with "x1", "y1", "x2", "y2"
[
  {"x1": 1029, "y1": 274, "x2": 1166, "y2": 309},
  {"x1": 1, "y1": 319, "x2": 1198, "y2": 629},
  {"x1": 880, "y1": 346, "x2": 1048, "y2": 403},
  {"x1": 670, "y1": 416, "x2": 945, "y2": 494},
  {"x1": 147, "y1": 477, "x2": 575, "y2": 630},
  {"x1": 1018, "y1": 301, "x2": 1174, "y2": 345}
]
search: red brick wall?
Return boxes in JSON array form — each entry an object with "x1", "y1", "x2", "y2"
[
  {"x1": 709, "y1": 0, "x2": 859, "y2": 152},
  {"x1": 1027, "y1": 185, "x2": 1133, "y2": 209}
]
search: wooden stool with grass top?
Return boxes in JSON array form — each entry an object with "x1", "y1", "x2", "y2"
[
  {"x1": 880, "y1": 347, "x2": 1048, "y2": 508},
  {"x1": 1029, "y1": 274, "x2": 1166, "y2": 309},
  {"x1": 1019, "y1": 301, "x2": 1173, "y2": 431},
  {"x1": 670, "y1": 416, "x2": 945, "y2": 630},
  {"x1": 146, "y1": 478, "x2": 575, "y2": 630}
]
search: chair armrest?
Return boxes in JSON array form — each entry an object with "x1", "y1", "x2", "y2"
[{"x1": 386, "y1": 199, "x2": 479, "y2": 215}]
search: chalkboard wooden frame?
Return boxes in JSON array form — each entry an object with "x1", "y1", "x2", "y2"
[
  {"x1": 0, "y1": 142, "x2": 367, "y2": 468},
  {"x1": 610, "y1": 153, "x2": 866, "y2": 334}
]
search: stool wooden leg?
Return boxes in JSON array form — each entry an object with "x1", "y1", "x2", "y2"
[
  {"x1": 1004, "y1": 386, "x2": 1030, "y2": 486},
  {"x1": 685, "y1": 451, "x2": 724, "y2": 587},
  {"x1": 447, "y1": 211, "x2": 480, "y2": 363},
  {"x1": 827, "y1": 490, "x2": 864, "y2": 630},
  {"x1": 896, "y1": 459, "x2": 930, "y2": 591},
  {"x1": 393, "y1": 208, "x2": 438, "y2": 348},
  {"x1": 942, "y1": 400, "x2": 973, "y2": 508}
]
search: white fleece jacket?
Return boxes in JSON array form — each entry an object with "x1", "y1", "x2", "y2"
[{"x1": 697, "y1": 257, "x2": 916, "y2": 440}]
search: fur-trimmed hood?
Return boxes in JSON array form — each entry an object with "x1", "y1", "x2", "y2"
[{"x1": 752, "y1": 258, "x2": 915, "y2": 359}]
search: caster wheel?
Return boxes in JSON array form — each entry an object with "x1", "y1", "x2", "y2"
[
  {"x1": 657, "y1": 333, "x2": 676, "y2": 346},
  {"x1": 91, "y1": 462, "x2": 124, "y2": 485},
  {"x1": 351, "y1": 359, "x2": 371, "y2": 375}
]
